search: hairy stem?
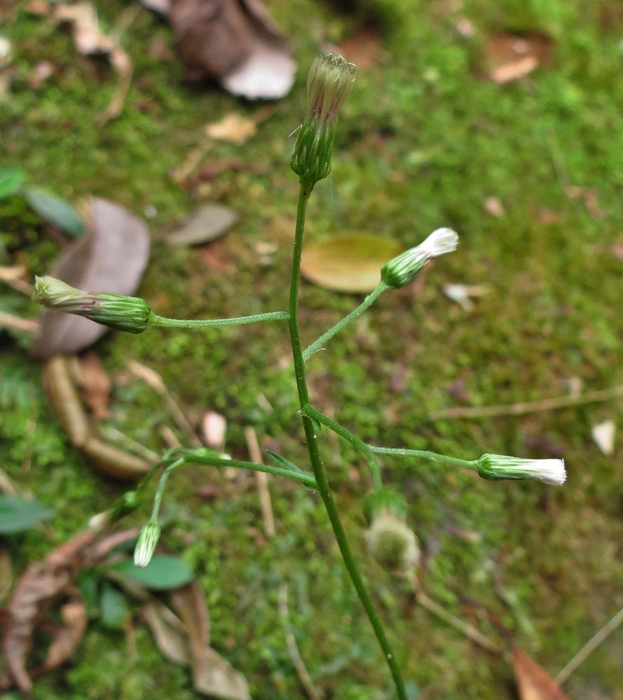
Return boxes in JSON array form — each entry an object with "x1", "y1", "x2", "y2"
[
  {"x1": 289, "y1": 180, "x2": 407, "y2": 700},
  {"x1": 303, "y1": 404, "x2": 383, "y2": 491},
  {"x1": 303, "y1": 282, "x2": 387, "y2": 361},
  {"x1": 150, "y1": 311, "x2": 289, "y2": 328}
]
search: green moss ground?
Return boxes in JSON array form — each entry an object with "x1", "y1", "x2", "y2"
[{"x1": 2, "y1": 0, "x2": 623, "y2": 697}]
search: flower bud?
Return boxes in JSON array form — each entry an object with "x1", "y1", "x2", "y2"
[
  {"x1": 476, "y1": 454, "x2": 566, "y2": 486},
  {"x1": 364, "y1": 489, "x2": 420, "y2": 572},
  {"x1": 291, "y1": 53, "x2": 356, "y2": 185},
  {"x1": 134, "y1": 519, "x2": 161, "y2": 568},
  {"x1": 381, "y1": 228, "x2": 459, "y2": 289},
  {"x1": 33, "y1": 276, "x2": 151, "y2": 334}
]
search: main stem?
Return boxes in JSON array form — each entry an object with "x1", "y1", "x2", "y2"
[{"x1": 288, "y1": 181, "x2": 407, "y2": 700}]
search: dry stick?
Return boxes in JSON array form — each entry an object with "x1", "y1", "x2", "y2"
[
  {"x1": 101, "y1": 426, "x2": 161, "y2": 463},
  {"x1": 555, "y1": 605, "x2": 623, "y2": 685},
  {"x1": 0, "y1": 311, "x2": 39, "y2": 335},
  {"x1": 244, "y1": 426, "x2": 275, "y2": 538},
  {"x1": 410, "y1": 576, "x2": 503, "y2": 656},
  {"x1": 278, "y1": 583, "x2": 324, "y2": 700},
  {"x1": 128, "y1": 361, "x2": 202, "y2": 448},
  {"x1": 429, "y1": 385, "x2": 623, "y2": 420}
]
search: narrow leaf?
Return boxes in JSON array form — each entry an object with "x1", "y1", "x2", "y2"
[
  {"x1": 0, "y1": 496, "x2": 54, "y2": 533},
  {"x1": 99, "y1": 582, "x2": 128, "y2": 629},
  {"x1": 111, "y1": 555, "x2": 194, "y2": 591},
  {"x1": 23, "y1": 187, "x2": 86, "y2": 237},
  {"x1": 0, "y1": 169, "x2": 24, "y2": 198}
]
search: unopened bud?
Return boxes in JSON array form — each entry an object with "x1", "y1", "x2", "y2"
[
  {"x1": 476, "y1": 454, "x2": 566, "y2": 486},
  {"x1": 33, "y1": 276, "x2": 151, "y2": 334},
  {"x1": 291, "y1": 53, "x2": 356, "y2": 185},
  {"x1": 364, "y1": 489, "x2": 419, "y2": 572},
  {"x1": 381, "y1": 228, "x2": 459, "y2": 289},
  {"x1": 134, "y1": 519, "x2": 161, "y2": 568}
]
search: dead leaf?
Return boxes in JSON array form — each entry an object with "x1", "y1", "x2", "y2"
[
  {"x1": 484, "y1": 196, "x2": 505, "y2": 217},
  {"x1": 75, "y1": 352, "x2": 112, "y2": 420},
  {"x1": 142, "y1": 599, "x2": 190, "y2": 665},
  {"x1": 171, "y1": 581, "x2": 250, "y2": 699},
  {"x1": 203, "y1": 411, "x2": 227, "y2": 449},
  {"x1": 43, "y1": 598, "x2": 87, "y2": 670},
  {"x1": 205, "y1": 113, "x2": 257, "y2": 143},
  {"x1": 592, "y1": 419, "x2": 615, "y2": 456},
  {"x1": 339, "y1": 23, "x2": 385, "y2": 69},
  {"x1": 301, "y1": 234, "x2": 403, "y2": 294},
  {"x1": 165, "y1": 203, "x2": 239, "y2": 247},
  {"x1": 55, "y1": 2, "x2": 132, "y2": 121},
  {"x1": 513, "y1": 647, "x2": 570, "y2": 700},
  {"x1": 30, "y1": 198, "x2": 150, "y2": 360},
  {"x1": 170, "y1": 0, "x2": 295, "y2": 100},
  {"x1": 443, "y1": 284, "x2": 489, "y2": 311},
  {"x1": 486, "y1": 32, "x2": 553, "y2": 84},
  {"x1": 140, "y1": 0, "x2": 171, "y2": 14},
  {"x1": 2, "y1": 528, "x2": 136, "y2": 692}
]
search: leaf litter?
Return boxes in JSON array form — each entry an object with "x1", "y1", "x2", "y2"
[
  {"x1": 30, "y1": 198, "x2": 150, "y2": 359},
  {"x1": 513, "y1": 647, "x2": 570, "y2": 700},
  {"x1": 1, "y1": 528, "x2": 137, "y2": 692},
  {"x1": 170, "y1": 0, "x2": 295, "y2": 100},
  {"x1": 486, "y1": 31, "x2": 553, "y2": 84}
]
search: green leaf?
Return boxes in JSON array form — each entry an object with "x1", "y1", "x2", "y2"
[
  {"x1": 266, "y1": 451, "x2": 305, "y2": 474},
  {"x1": 0, "y1": 496, "x2": 54, "y2": 533},
  {"x1": 99, "y1": 582, "x2": 128, "y2": 629},
  {"x1": 23, "y1": 187, "x2": 86, "y2": 237},
  {"x1": 0, "y1": 169, "x2": 24, "y2": 199},
  {"x1": 300, "y1": 234, "x2": 403, "y2": 293},
  {"x1": 111, "y1": 555, "x2": 194, "y2": 591}
]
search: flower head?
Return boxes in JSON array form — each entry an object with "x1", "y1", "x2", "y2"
[
  {"x1": 134, "y1": 519, "x2": 161, "y2": 568},
  {"x1": 291, "y1": 53, "x2": 356, "y2": 185},
  {"x1": 476, "y1": 454, "x2": 566, "y2": 486},
  {"x1": 381, "y1": 228, "x2": 459, "y2": 289},
  {"x1": 364, "y1": 489, "x2": 419, "y2": 572},
  {"x1": 33, "y1": 276, "x2": 151, "y2": 334}
]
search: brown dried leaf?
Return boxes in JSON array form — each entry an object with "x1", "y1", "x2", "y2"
[
  {"x1": 2, "y1": 529, "x2": 137, "y2": 692},
  {"x1": 165, "y1": 203, "x2": 239, "y2": 247},
  {"x1": 205, "y1": 113, "x2": 257, "y2": 144},
  {"x1": 2, "y1": 531, "x2": 94, "y2": 691},
  {"x1": 76, "y1": 352, "x2": 112, "y2": 420},
  {"x1": 513, "y1": 647, "x2": 570, "y2": 700},
  {"x1": 142, "y1": 599, "x2": 191, "y2": 665},
  {"x1": 339, "y1": 24, "x2": 385, "y2": 70},
  {"x1": 55, "y1": 2, "x2": 132, "y2": 121},
  {"x1": 31, "y1": 198, "x2": 150, "y2": 360},
  {"x1": 170, "y1": 0, "x2": 295, "y2": 100},
  {"x1": 43, "y1": 598, "x2": 87, "y2": 670},
  {"x1": 171, "y1": 581, "x2": 250, "y2": 699},
  {"x1": 486, "y1": 32, "x2": 553, "y2": 84}
]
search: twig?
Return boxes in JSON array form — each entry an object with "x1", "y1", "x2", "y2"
[
  {"x1": 555, "y1": 605, "x2": 623, "y2": 685},
  {"x1": 244, "y1": 426, "x2": 275, "y2": 538},
  {"x1": 429, "y1": 385, "x2": 623, "y2": 420},
  {"x1": 409, "y1": 575, "x2": 502, "y2": 655},
  {"x1": 0, "y1": 311, "x2": 39, "y2": 335},
  {"x1": 0, "y1": 266, "x2": 33, "y2": 295},
  {"x1": 101, "y1": 425, "x2": 161, "y2": 463},
  {"x1": 278, "y1": 583, "x2": 324, "y2": 700},
  {"x1": 128, "y1": 361, "x2": 202, "y2": 448}
]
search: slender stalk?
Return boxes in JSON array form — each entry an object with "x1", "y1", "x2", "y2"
[
  {"x1": 304, "y1": 404, "x2": 383, "y2": 492},
  {"x1": 289, "y1": 181, "x2": 407, "y2": 700},
  {"x1": 369, "y1": 446, "x2": 478, "y2": 471},
  {"x1": 303, "y1": 282, "x2": 387, "y2": 361},
  {"x1": 170, "y1": 452, "x2": 317, "y2": 489},
  {"x1": 150, "y1": 311, "x2": 289, "y2": 328}
]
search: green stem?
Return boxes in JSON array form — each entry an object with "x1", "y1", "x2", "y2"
[
  {"x1": 150, "y1": 311, "x2": 289, "y2": 329},
  {"x1": 369, "y1": 445, "x2": 478, "y2": 471},
  {"x1": 175, "y1": 452, "x2": 317, "y2": 488},
  {"x1": 289, "y1": 180, "x2": 407, "y2": 700},
  {"x1": 303, "y1": 282, "x2": 388, "y2": 361},
  {"x1": 304, "y1": 405, "x2": 383, "y2": 492}
]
